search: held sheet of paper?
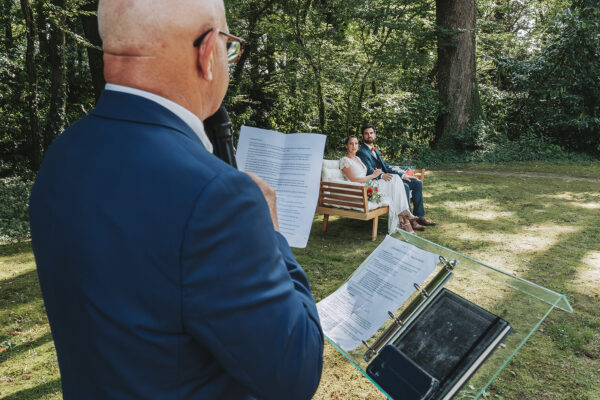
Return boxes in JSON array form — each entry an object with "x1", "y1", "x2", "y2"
[
  {"x1": 317, "y1": 236, "x2": 439, "y2": 351},
  {"x1": 236, "y1": 126, "x2": 326, "y2": 248}
]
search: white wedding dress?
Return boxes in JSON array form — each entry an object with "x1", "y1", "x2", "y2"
[{"x1": 340, "y1": 156, "x2": 411, "y2": 234}]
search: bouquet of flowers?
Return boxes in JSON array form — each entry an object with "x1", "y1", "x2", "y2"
[{"x1": 366, "y1": 181, "x2": 382, "y2": 203}]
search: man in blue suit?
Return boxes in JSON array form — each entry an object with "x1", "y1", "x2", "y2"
[
  {"x1": 29, "y1": 0, "x2": 323, "y2": 399},
  {"x1": 357, "y1": 124, "x2": 437, "y2": 231}
]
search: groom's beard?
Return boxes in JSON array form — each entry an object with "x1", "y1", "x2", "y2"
[{"x1": 363, "y1": 139, "x2": 374, "y2": 145}]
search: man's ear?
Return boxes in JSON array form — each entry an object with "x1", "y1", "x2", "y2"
[{"x1": 197, "y1": 29, "x2": 218, "y2": 81}]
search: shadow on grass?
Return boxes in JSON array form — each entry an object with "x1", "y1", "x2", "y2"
[
  {"x1": 310, "y1": 171, "x2": 600, "y2": 399},
  {"x1": 0, "y1": 241, "x2": 32, "y2": 257},
  {"x1": 0, "y1": 269, "x2": 42, "y2": 308},
  {"x1": 1, "y1": 379, "x2": 61, "y2": 400},
  {"x1": 0, "y1": 332, "x2": 53, "y2": 366},
  {"x1": 427, "y1": 171, "x2": 600, "y2": 399}
]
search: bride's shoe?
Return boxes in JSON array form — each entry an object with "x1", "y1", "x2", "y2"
[
  {"x1": 399, "y1": 210, "x2": 418, "y2": 221},
  {"x1": 401, "y1": 218, "x2": 415, "y2": 234}
]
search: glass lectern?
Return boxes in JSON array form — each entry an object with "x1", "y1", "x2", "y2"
[{"x1": 322, "y1": 231, "x2": 572, "y2": 400}]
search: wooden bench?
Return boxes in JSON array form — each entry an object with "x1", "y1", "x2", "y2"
[{"x1": 316, "y1": 166, "x2": 425, "y2": 241}]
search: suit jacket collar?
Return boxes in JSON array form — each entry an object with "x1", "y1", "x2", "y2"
[
  {"x1": 90, "y1": 89, "x2": 203, "y2": 146},
  {"x1": 360, "y1": 143, "x2": 378, "y2": 160}
]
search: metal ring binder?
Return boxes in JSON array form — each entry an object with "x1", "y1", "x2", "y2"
[
  {"x1": 414, "y1": 283, "x2": 429, "y2": 298},
  {"x1": 387, "y1": 311, "x2": 403, "y2": 326},
  {"x1": 363, "y1": 257, "x2": 458, "y2": 362},
  {"x1": 440, "y1": 255, "x2": 457, "y2": 271},
  {"x1": 362, "y1": 340, "x2": 374, "y2": 353}
]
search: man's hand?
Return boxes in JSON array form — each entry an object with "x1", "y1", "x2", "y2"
[
  {"x1": 245, "y1": 172, "x2": 279, "y2": 232},
  {"x1": 370, "y1": 168, "x2": 383, "y2": 179},
  {"x1": 381, "y1": 173, "x2": 393, "y2": 181}
]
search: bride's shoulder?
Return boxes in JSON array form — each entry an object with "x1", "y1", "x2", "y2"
[{"x1": 340, "y1": 156, "x2": 352, "y2": 168}]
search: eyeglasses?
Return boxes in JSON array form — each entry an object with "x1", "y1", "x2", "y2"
[{"x1": 193, "y1": 28, "x2": 245, "y2": 64}]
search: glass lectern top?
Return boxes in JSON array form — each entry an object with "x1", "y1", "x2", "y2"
[{"x1": 322, "y1": 231, "x2": 572, "y2": 400}]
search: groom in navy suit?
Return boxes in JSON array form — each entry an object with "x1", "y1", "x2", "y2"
[
  {"x1": 357, "y1": 123, "x2": 436, "y2": 231},
  {"x1": 29, "y1": 0, "x2": 323, "y2": 399}
]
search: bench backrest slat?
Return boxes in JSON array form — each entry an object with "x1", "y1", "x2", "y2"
[{"x1": 319, "y1": 181, "x2": 368, "y2": 212}]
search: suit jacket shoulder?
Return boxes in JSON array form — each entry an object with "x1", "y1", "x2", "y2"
[{"x1": 30, "y1": 90, "x2": 323, "y2": 400}]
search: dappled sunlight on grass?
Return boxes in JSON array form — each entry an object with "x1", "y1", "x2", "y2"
[
  {"x1": 1, "y1": 241, "x2": 60, "y2": 399},
  {"x1": 512, "y1": 224, "x2": 580, "y2": 252},
  {"x1": 539, "y1": 192, "x2": 600, "y2": 210},
  {"x1": 1, "y1": 166, "x2": 598, "y2": 400},
  {"x1": 572, "y1": 251, "x2": 600, "y2": 296},
  {"x1": 314, "y1": 342, "x2": 385, "y2": 400},
  {"x1": 0, "y1": 244, "x2": 36, "y2": 282},
  {"x1": 441, "y1": 221, "x2": 578, "y2": 254},
  {"x1": 443, "y1": 199, "x2": 514, "y2": 220}
]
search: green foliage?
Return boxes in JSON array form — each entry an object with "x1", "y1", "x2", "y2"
[
  {"x1": 1, "y1": 0, "x2": 598, "y2": 175},
  {"x1": 400, "y1": 120, "x2": 594, "y2": 167},
  {"x1": 0, "y1": 177, "x2": 33, "y2": 242},
  {"x1": 0, "y1": 0, "x2": 95, "y2": 173},
  {"x1": 224, "y1": 0, "x2": 438, "y2": 152},
  {"x1": 480, "y1": 0, "x2": 600, "y2": 155}
]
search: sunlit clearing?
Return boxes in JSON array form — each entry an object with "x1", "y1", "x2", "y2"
[
  {"x1": 573, "y1": 202, "x2": 600, "y2": 209},
  {"x1": 540, "y1": 192, "x2": 600, "y2": 209},
  {"x1": 448, "y1": 222, "x2": 578, "y2": 254},
  {"x1": 441, "y1": 223, "x2": 580, "y2": 277},
  {"x1": 443, "y1": 199, "x2": 514, "y2": 220},
  {"x1": 573, "y1": 251, "x2": 600, "y2": 296}
]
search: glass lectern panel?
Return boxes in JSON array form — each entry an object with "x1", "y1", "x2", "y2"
[{"x1": 322, "y1": 231, "x2": 572, "y2": 400}]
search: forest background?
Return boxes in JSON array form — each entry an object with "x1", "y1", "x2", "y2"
[{"x1": 1, "y1": 0, "x2": 599, "y2": 242}]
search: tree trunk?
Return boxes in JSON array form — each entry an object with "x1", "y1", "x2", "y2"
[
  {"x1": 80, "y1": 0, "x2": 104, "y2": 102},
  {"x1": 433, "y1": 0, "x2": 481, "y2": 148},
  {"x1": 35, "y1": 0, "x2": 48, "y2": 58},
  {"x1": 2, "y1": 0, "x2": 14, "y2": 51},
  {"x1": 20, "y1": 0, "x2": 42, "y2": 171},
  {"x1": 44, "y1": 0, "x2": 67, "y2": 151},
  {"x1": 231, "y1": 0, "x2": 275, "y2": 88},
  {"x1": 294, "y1": 0, "x2": 326, "y2": 133}
]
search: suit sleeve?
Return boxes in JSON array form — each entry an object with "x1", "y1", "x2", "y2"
[
  {"x1": 377, "y1": 152, "x2": 397, "y2": 175},
  {"x1": 180, "y1": 170, "x2": 323, "y2": 400}
]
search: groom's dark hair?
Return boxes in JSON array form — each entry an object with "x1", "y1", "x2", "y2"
[{"x1": 361, "y1": 123, "x2": 375, "y2": 134}]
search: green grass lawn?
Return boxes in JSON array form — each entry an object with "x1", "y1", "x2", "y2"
[{"x1": 1, "y1": 162, "x2": 599, "y2": 399}]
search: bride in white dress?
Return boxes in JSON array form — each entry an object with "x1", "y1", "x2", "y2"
[{"x1": 340, "y1": 136, "x2": 417, "y2": 234}]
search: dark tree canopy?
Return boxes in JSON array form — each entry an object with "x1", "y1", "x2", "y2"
[{"x1": 0, "y1": 0, "x2": 598, "y2": 175}]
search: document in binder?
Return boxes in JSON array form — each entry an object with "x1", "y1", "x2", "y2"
[{"x1": 316, "y1": 236, "x2": 439, "y2": 351}]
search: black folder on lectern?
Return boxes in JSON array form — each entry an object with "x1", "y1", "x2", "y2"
[{"x1": 366, "y1": 289, "x2": 511, "y2": 400}]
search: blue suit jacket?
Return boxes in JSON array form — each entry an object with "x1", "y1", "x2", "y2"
[
  {"x1": 356, "y1": 144, "x2": 400, "y2": 177},
  {"x1": 29, "y1": 90, "x2": 323, "y2": 400}
]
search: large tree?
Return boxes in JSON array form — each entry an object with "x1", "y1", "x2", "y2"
[
  {"x1": 433, "y1": 0, "x2": 482, "y2": 149},
  {"x1": 44, "y1": 0, "x2": 68, "y2": 151},
  {"x1": 80, "y1": 0, "x2": 104, "y2": 101},
  {"x1": 19, "y1": 0, "x2": 42, "y2": 170}
]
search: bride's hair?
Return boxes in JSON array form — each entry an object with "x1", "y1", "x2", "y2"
[{"x1": 344, "y1": 135, "x2": 358, "y2": 145}]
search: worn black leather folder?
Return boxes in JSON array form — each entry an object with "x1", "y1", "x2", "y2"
[
  {"x1": 367, "y1": 345, "x2": 439, "y2": 400},
  {"x1": 368, "y1": 288, "x2": 511, "y2": 400}
]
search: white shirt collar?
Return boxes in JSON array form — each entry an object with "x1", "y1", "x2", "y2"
[{"x1": 104, "y1": 83, "x2": 213, "y2": 153}]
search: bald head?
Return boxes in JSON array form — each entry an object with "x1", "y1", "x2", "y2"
[
  {"x1": 98, "y1": 0, "x2": 222, "y2": 56},
  {"x1": 98, "y1": 0, "x2": 229, "y2": 120}
]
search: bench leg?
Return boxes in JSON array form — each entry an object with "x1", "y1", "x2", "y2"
[
  {"x1": 371, "y1": 217, "x2": 378, "y2": 241},
  {"x1": 322, "y1": 214, "x2": 329, "y2": 232}
]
